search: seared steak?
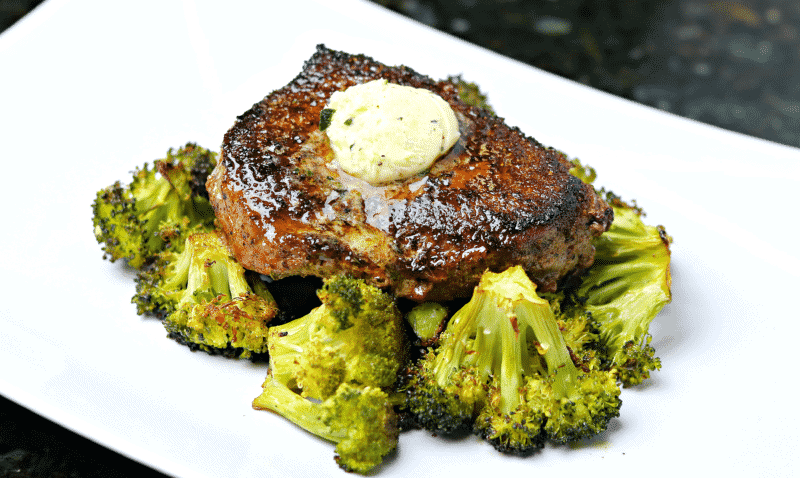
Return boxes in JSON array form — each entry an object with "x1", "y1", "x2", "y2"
[{"x1": 207, "y1": 45, "x2": 613, "y2": 301}]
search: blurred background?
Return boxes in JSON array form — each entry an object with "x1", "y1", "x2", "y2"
[
  {"x1": 1, "y1": 0, "x2": 797, "y2": 476},
  {"x1": 3, "y1": 0, "x2": 799, "y2": 150},
  {"x1": 370, "y1": 0, "x2": 800, "y2": 148}
]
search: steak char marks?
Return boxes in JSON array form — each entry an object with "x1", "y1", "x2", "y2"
[{"x1": 207, "y1": 45, "x2": 613, "y2": 301}]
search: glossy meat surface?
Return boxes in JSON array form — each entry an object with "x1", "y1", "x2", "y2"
[{"x1": 207, "y1": 45, "x2": 613, "y2": 301}]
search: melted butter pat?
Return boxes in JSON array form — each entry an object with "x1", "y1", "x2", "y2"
[{"x1": 324, "y1": 79, "x2": 459, "y2": 185}]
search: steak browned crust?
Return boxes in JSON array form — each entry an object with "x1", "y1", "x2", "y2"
[{"x1": 207, "y1": 45, "x2": 613, "y2": 301}]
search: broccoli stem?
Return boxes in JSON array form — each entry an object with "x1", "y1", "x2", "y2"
[
  {"x1": 499, "y1": 306, "x2": 522, "y2": 415},
  {"x1": 162, "y1": 243, "x2": 192, "y2": 292},
  {"x1": 208, "y1": 261, "x2": 230, "y2": 299},
  {"x1": 166, "y1": 232, "x2": 253, "y2": 305},
  {"x1": 268, "y1": 312, "x2": 314, "y2": 389},
  {"x1": 182, "y1": 249, "x2": 208, "y2": 306},
  {"x1": 222, "y1": 258, "x2": 251, "y2": 298},
  {"x1": 254, "y1": 376, "x2": 347, "y2": 443},
  {"x1": 516, "y1": 301, "x2": 577, "y2": 402},
  {"x1": 208, "y1": 257, "x2": 250, "y2": 299}
]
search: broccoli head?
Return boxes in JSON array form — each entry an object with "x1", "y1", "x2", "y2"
[
  {"x1": 401, "y1": 349, "x2": 486, "y2": 436},
  {"x1": 568, "y1": 158, "x2": 672, "y2": 387},
  {"x1": 403, "y1": 266, "x2": 622, "y2": 454},
  {"x1": 473, "y1": 379, "x2": 547, "y2": 455},
  {"x1": 574, "y1": 197, "x2": 672, "y2": 387},
  {"x1": 91, "y1": 143, "x2": 217, "y2": 269},
  {"x1": 267, "y1": 275, "x2": 405, "y2": 400},
  {"x1": 133, "y1": 229, "x2": 278, "y2": 358},
  {"x1": 568, "y1": 158, "x2": 598, "y2": 185},
  {"x1": 255, "y1": 275, "x2": 405, "y2": 473},
  {"x1": 447, "y1": 75, "x2": 495, "y2": 115},
  {"x1": 253, "y1": 376, "x2": 398, "y2": 474}
]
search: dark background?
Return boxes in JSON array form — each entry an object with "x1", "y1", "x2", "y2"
[
  {"x1": 1, "y1": 0, "x2": 798, "y2": 477},
  {"x1": 372, "y1": 0, "x2": 800, "y2": 148}
]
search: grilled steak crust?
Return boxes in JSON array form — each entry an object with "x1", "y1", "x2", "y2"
[{"x1": 208, "y1": 45, "x2": 613, "y2": 301}]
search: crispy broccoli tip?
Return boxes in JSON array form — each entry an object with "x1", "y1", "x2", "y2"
[
  {"x1": 576, "y1": 202, "x2": 672, "y2": 387},
  {"x1": 447, "y1": 75, "x2": 495, "y2": 115},
  {"x1": 133, "y1": 229, "x2": 277, "y2": 358},
  {"x1": 256, "y1": 275, "x2": 405, "y2": 473},
  {"x1": 568, "y1": 158, "x2": 597, "y2": 185},
  {"x1": 566, "y1": 158, "x2": 672, "y2": 387},
  {"x1": 253, "y1": 376, "x2": 398, "y2": 474},
  {"x1": 91, "y1": 143, "x2": 217, "y2": 269},
  {"x1": 402, "y1": 266, "x2": 621, "y2": 453},
  {"x1": 401, "y1": 349, "x2": 485, "y2": 436},
  {"x1": 474, "y1": 380, "x2": 547, "y2": 455},
  {"x1": 267, "y1": 275, "x2": 406, "y2": 401}
]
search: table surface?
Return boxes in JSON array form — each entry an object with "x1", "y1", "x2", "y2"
[{"x1": 1, "y1": 1, "x2": 797, "y2": 477}]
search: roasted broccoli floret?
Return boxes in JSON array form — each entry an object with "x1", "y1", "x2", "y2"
[
  {"x1": 255, "y1": 275, "x2": 405, "y2": 473},
  {"x1": 401, "y1": 348, "x2": 486, "y2": 436},
  {"x1": 569, "y1": 159, "x2": 672, "y2": 387},
  {"x1": 254, "y1": 377, "x2": 398, "y2": 474},
  {"x1": 267, "y1": 275, "x2": 405, "y2": 400},
  {"x1": 447, "y1": 75, "x2": 495, "y2": 114},
  {"x1": 133, "y1": 229, "x2": 277, "y2": 358},
  {"x1": 574, "y1": 198, "x2": 672, "y2": 387},
  {"x1": 568, "y1": 157, "x2": 598, "y2": 185},
  {"x1": 91, "y1": 143, "x2": 217, "y2": 269},
  {"x1": 403, "y1": 266, "x2": 622, "y2": 454}
]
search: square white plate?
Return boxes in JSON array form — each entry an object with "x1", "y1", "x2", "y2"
[{"x1": 1, "y1": 0, "x2": 798, "y2": 476}]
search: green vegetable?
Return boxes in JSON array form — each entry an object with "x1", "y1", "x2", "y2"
[
  {"x1": 569, "y1": 158, "x2": 672, "y2": 387},
  {"x1": 254, "y1": 378, "x2": 398, "y2": 474},
  {"x1": 134, "y1": 230, "x2": 278, "y2": 358},
  {"x1": 574, "y1": 198, "x2": 672, "y2": 386},
  {"x1": 266, "y1": 275, "x2": 406, "y2": 400},
  {"x1": 319, "y1": 108, "x2": 335, "y2": 131},
  {"x1": 402, "y1": 266, "x2": 622, "y2": 455},
  {"x1": 448, "y1": 75, "x2": 495, "y2": 114},
  {"x1": 568, "y1": 157, "x2": 597, "y2": 184},
  {"x1": 91, "y1": 143, "x2": 217, "y2": 269},
  {"x1": 255, "y1": 275, "x2": 405, "y2": 472}
]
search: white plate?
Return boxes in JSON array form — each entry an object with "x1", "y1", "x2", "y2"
[{"x1": 1, "y1": 0, "x2": 799, "y2": 476}]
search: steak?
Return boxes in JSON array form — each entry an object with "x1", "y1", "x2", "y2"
[{"x1": 207, "y1": 45, "x2": 613, "y2": 301}]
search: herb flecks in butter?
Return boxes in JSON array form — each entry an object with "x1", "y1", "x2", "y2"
[
  {"x1": 319, "y1": 108, "x2": 336, "y2": 131},
  {"x1": 323, "y1": 79, "x2": 459, "y2": 185}
]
